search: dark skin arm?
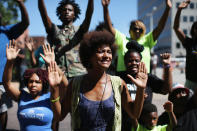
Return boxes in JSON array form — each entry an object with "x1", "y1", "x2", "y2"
[
  {"x1": 38, "y1": 0, "x2": 53, "y2": 34},
  {"x1": 49, "y1": 72, "x2": 71, "y2": 121},
  {"x1": 160, "y1": 53, "x2": 172, "y2": 94},
  {"x1": 152, "y1": 0, "x2": 172, "y2": 41},
  {"x1": 164, "y1": 101, "x2": 177, "y2": 131},
  {"x1": 102, "y1": 0, "x2": 116, "y2": 36},
  {"x1": 121, "y1": 62, "x2": 147, "y2": 119},
  {"x1": 173, "y1": 0, "x2": 190, "y2": 44},
  {"x1": 9, "y1": 0, "x2": 30, "y2": 39},
  {"x1": 56, "y1": 0, "x2": 94, "y2": 58},
  {"x1": 3, "y1": 40, "x2": 21, "y2": 101},
  {"x1": 40, "y1": 44, "x2": 69, "y2": 90},
  {"x1": 48, "y1": 62, "x2": 65, "y2": 121}
]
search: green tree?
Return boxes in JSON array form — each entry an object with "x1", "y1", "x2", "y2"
[{"x1": 0, "y1": 0, "x2": 27, "y2": 25}]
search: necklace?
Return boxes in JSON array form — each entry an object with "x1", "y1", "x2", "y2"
[
  {"x1": 89, "y1": 73, "x2": 108, "y2": 127},
  {"x1": 100, "y1": 73, "x2": 108, "y2": 101}
]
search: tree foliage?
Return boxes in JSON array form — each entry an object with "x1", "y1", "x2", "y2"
[{"x1": 0, "y1": 0, "x2": 27, "y2": 25}]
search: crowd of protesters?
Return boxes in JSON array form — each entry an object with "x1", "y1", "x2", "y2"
[{"x1": 0, "y1": 0, "x2": 197, "y2": 131}]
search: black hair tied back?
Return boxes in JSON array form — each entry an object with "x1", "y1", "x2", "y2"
[{"x1": 126, "y1": 40, "x2": 144, "y2": 53}]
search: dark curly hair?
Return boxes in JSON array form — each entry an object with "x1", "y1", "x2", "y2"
[
  {"x1": 124, "y1": 40, "x2": 144, "y2": 61},
  {"x1": 56, "y1": 0, "x2": 81, "y2": 22},
  {"x1": 23, "y1": 68, "x2": 49, "y2": 94},
  {"x1": 139, "y1": 103, "x2": 158, "y2": 125},
  {"x1": 79, "y1": 31, "x2": 117, "y2": 69},
  {"x1": 95, "y1": 21, "x2": 109, "y2": 31}
]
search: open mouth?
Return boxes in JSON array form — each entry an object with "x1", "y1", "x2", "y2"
[{"x1": 128, "y1": 65, "x2": 138, "y2": 70}]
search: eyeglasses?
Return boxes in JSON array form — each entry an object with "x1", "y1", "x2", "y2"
[{"x1": 132, "y1": 27, "x2": 143, "y2": 33}]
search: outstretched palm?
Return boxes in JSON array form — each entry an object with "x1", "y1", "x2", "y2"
[
  {"x1": 40, "y1": 44, "x2": 55, "y2": 65},
  {"x1": 48, "y1": 62, "x2": 62, "y2": 88},
  {"x1": 128, "y1": 62, "x2": 148, "y2": 89},
  {"x1": 6, "y1": 40, "x2": 20, "y2": 61}
]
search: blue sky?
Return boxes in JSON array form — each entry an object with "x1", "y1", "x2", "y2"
[{"x1": 24, "y1": 0, "x2": 137, "y2": 37}]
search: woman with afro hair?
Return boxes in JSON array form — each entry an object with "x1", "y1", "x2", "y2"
[{"x1": 49, "y1": 30, "x2": 148, "y2": 130}]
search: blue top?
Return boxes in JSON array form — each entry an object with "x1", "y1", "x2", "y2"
[
  {"x1": 17, "y1": 90, "x2": 53, "y2": 131},
  {"x1": 78, "y1": 91, "x2": 115, "y2": 131},
  {"x1": 0, "y1": 24, "x2": 23, "y2": 82}
]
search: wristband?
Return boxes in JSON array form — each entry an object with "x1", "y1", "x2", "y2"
[
  {"x1": 51, "y1": 96, "x2": 60, "y2": 103},
  {"x1": 163, "y1": 64, "x2": 171, "y2": 68}
]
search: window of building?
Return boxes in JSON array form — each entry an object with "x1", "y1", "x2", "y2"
[
  {"x1": 190, "y1": 2, "x2": 194, "y2": 9},
  {"x1": 183, "y1": 29, "x2": 187, "y2": 35},
  {"x1": 183, "y1": 16, "x2": 187, "y2": 22},
  {"x1": 190, "y1": 16, "x2": 194, "y2": 22},
  {"x1": 176, "y1": 2, "x2": 180, "y2": 8},
  {"x1": 176, "y1": 42, "x2": 181, "y2": 49}
]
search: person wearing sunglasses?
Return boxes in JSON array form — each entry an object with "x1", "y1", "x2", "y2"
[{"x1": 102, "y1": 0, "x2": 172, "y2": 75}]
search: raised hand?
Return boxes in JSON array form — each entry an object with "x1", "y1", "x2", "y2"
[
  {"x1": 166, "y1": 0, "x2": 172, "y2": 8},
  {"x1": 40, "y1": 44, "x2": 55, "y2": 65},
  {"x1": 127, "y1": 62, "x2": 148, "y2": 89},
  {"x1": 178, "y1": 0, "x2": 190, "y2": 9},
  {"x1": 25, "y1": 37, "x2": 35, "y2": 52},
  {"x1": 102, "y1": 0, "x2": 110, "y2": 7},
  {"x1": 160, "y1": 53, "x2": 171, "y2": 65},
  {"x1": 163, "y1": 101, "x2": 173, "y2": 112},
  {"x1": 48, "y1": 61, "x2": 63, "y2": 88},
  {"x1": 6, "y1": 40, "x2": 21, "y2": 61}
]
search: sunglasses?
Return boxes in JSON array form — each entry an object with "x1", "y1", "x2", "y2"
[{"x1": 132, "y1": 27, "x2": 143, "y2": 33}]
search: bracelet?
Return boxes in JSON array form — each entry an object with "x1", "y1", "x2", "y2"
[
  {"x1": 163, "y1": 64, "x2": 171, "y2": 68},
  {"x1": 51, "y1": 96, "x2": 60, "y2": 103}
]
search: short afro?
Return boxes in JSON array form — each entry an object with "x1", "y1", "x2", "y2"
[{"x1": 56, "y1": 0, "x2": 81, "y2": 22}]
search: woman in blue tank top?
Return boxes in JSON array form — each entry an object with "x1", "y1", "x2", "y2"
[
  {"x1": 48, "y1": 30, "x2": 149, "y2": 130},
  {"x1": 3, "y1": 40, "x2": 54, "y2": 131}
]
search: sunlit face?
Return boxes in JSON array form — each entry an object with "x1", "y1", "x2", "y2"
[
  {"x1": 60, "y1": 4, "x2": 75, "y2": 23},
  {"x1": 129, "y1": 25, "x2": 144, "y2": 40},
  {"x1": 90, "y1": 45, "x2": 112, "y2": 70},
  {"x1": 125, "y1": 52, "x2": 141, "y2": 75},
  {"x1": 144, "y1": 112, "x2": 158, "y2": 130},
  {"x1": 27, "y1": 73, "x2": 43, "y2": 97}
]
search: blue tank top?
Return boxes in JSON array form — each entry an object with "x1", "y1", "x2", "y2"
[
  {"x1": 17, "y1": 90, "x2": 53, "y2": 131},
  {"x1": 78, "y1": 90, "x2": 115, "y2": 130}
]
